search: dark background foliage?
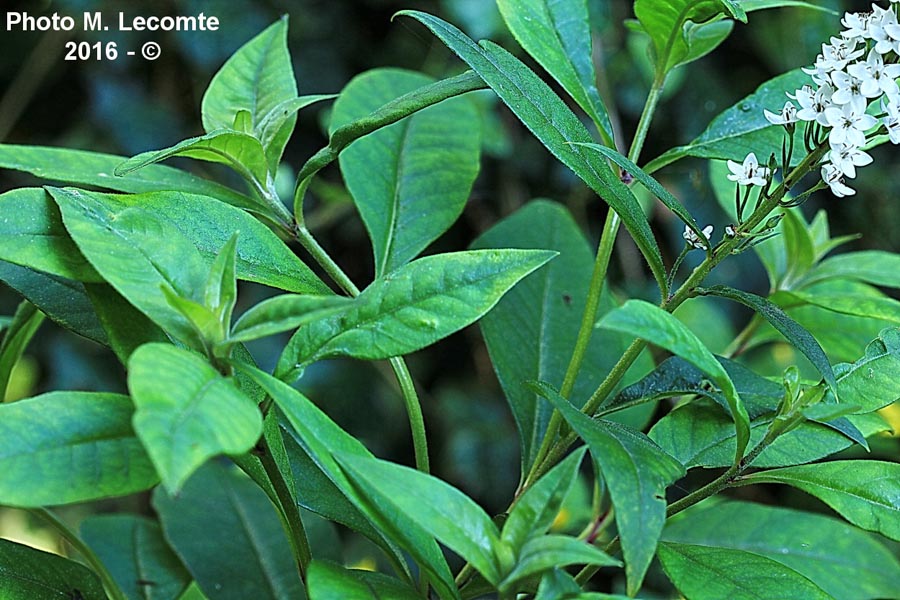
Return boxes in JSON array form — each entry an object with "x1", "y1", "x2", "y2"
[{"x1": 1, "y1": 0, "x2": 897, "y2": 591}]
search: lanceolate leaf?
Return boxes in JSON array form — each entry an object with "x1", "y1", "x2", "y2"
[
  {"x1": 0, "y1": 392, "x2": 158, "y2": 506},
  {"x1": 633, "y1": 0, "x2": 745, "y2": 74},
  {"x1": 573, "y1": 144, "x2": 707, "y2": 242},
  {"x1": 499, "y1": 535, "x2": 619, "y2": 593},
  {"x1": 803, "y1": 250, "x2": 900, "y2": 289},
  {"x1": 607, "y1": 355, "x2": 783, "y2": 419},
  {"x1": 645, "y1": 69, "x2": 810, "y2": 174},
  {"x1": 0, "y1": 262, "x2": 107, "y2": 346},
  {"x1": 657, "y1": 542, "x2": 832, "y2": 600},
  {"x1": 0, "y1": 188, "x2": 101, "y2": 282},
  {"x1": 201, "y1": 17, "x2": 298, "y2": 168},
  {"x1": 81, "y1": 514, "x2": 192, "y2": 600},
  {"x1": 115, "y1": 130, "x2": 270, "y2": 184},
  {"x1": 497, "y1": 0, "x2": 614, "y2": 141},
  {"x1": 331, "y1": 68, "x2": 481, "y2": 276},
  {"x1": 502, "y1": 449, "x2": 586, "y2": 551},
  {"x1": 235, "y1": 365, "x2": 457, "y2": 599},
  {"x1": 649, "y1": 399, "x2": 887, "y2": 469},
  {"x1": 664, "y1": 500, "x2": 900, "y2": 600},
  {"x1": 740, "y1": 461, "x2": 900, "y2": 541},
  {"x1": 774, "y1": 290, "x2": 900, "y2": 325},
  {"x1": 228, "y1": 294, "x2": 352, "y2": 343},
  {"x1": 307, "y1": 561, "x2": 421, "y2": 600},
  {"x1": 152, "y1": 462, "x2": 304, "y2": 600},
  {"x1": 0, "y1": 144, "x2": 256, "y2": 212},
  {"x1": 0, "y1": 538, "x2": 107, "y2": 600},
  {"x1": 827, "y1": 328, "x2": 900, "y2": 412},
  {"x1": 597, "y1": 299, "x2": 750, "y2": 459},
  {"x1": 473, "y1": 201, "x2": 656, "y2": 472},
  {"x1": 700, "y1": 285, "x2": 838, "y2": 396},
  {"x1": 533, "y1": 381, "x2": 684, "y2": 596},
  {"x1": 129, "y1": 344, "x2": 262, "y2": 493},
  {"x1": 276, "y1": 249, "x2": 555, "y2": 379},
  {"x1": 397, "y1": 10, "x2": 669, "y2": 296},
  {"x1": 337, "y1": 453, "x2": 502, "y2": 585}
]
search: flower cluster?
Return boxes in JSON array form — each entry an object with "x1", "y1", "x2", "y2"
[{"x1": 763, "y1": 2, "x2": 900, "y2": 197}]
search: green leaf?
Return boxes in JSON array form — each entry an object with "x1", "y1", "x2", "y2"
[
  {"x1": 700, "y1": 285, "x2": 838, "y2": 396},
  {"x1": 0, "y1": 301, "x2": 42, "y2": 401},
  {"x1": 277, "y1": 249, "x2": 555, "y2": 378},
  {"x1": 81, "y1": 514, "x2": 191, "y2": 600},
  {"x1": 235, "y1": 364, "x2": 456, "y2": 599},
  {"x1": 649, "y1": 399, "x2": 887, "y2": 469},
  {"x1": 85, "y1": 283, "x2": 168, "y2": 363},
  {"x1": 152, "y1": 462, "x2": 304, "y2": 600},
  {"x1": 645, "y1": 69, "x2": 810, "y2": 174},
  {"x1": 536, "y1": 568, "x2": 631, "y2": 599},
  {"x1": 597, "y1": 299, "x2": 750, "y2": 458},
  {"x1": 664, "y1": 500, "x2": 900, "y2": 600},
  {"x1": 774, "y1": 290, "x2": 900, "y2": 325},
  {"x1": 0, "y1": 144, "x2": 257, "y2": 213},
  {"x1": 116, "y1": 130, "x2": 270, "y2": 185},
  {"x1": 803, "y1": 250, "x2": 900, "y2": 289},
  {"x1": 741, "y1": 460, "x2": 900, "y2": 541},
  {"x1": 633, "y1": 0, "x2": 742, "y2": 74},
  {"x1": 229, "y1": 295, "x2": 352, "y2": 344},
  {"x1": 201, "y1": 17, "x2": 298, "y2": 169},
  {"x1": 502, "y1": 449, "x2": 586, "y2": 550},
  {"x1": 337, "y1": 453, "x2": 502, "y2": 584},
  {"x1": 657, "y1": 542, "x2": 832, "y2": 600},
  {"x1": 827, "y1": 328, "x2": 900, "y2": 413},
  {"x1": 49, "y1": 188, "x2": 328, "y2": 332},
  {"x1": 533, "y1": 381, "x2": 684, "y2": 596},
  {"x1": 0, "y1": 391, "x2": 158, "y2": 506},
  {"x1": 0, "y1": 264, "x2": 107, "y2": 346},
  {"x1": 205, "y1": 233, "x2": 239, "y2": 330},
  {"x1": 472, "y1": 201, "x2": 656, "y2": 472},
  {"x1": 500, "y1": 535, "x2": 619, "y2": 593},
  {"x1": 49, "y1": 187, "x2": 212, "y2": 346},
  {"x1": 257, "y1": 95, "x2": 336, "y2": 167},
  {"x1": 0, "y1": 188, "x2": 101, "y2": 282},
  {"x1": 0, "y1": 538, "x2": 107, "y2": 600},
  {"x1": 607, "y1": 355, "x2": 782, "y2": 418},
  {"x1": 496, "y1": 0, "x2": 614, "y2": 141},
  {"x1": 128, "y1": 343, "x2": 262, "y2": 493},
  {"x1": 572, "y1": 144, "x2": 707, "y2": 243},
  {"x1": 331, "y1": 68, "x2": 481, "y2": 276},
  {"x1": 307, "y1": 560, "x2": 421, "y2": 600},
  {"x1": 740, "y1": 0, "x2": 838, "y2": 14},
  {"x1": 397, "y1": 10, "x2": 669, "y2": 296}
]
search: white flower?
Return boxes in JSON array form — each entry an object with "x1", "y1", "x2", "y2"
[
  {"x1": 764, "y1": 101, "x2": 798, "y2": 126},
  {"x1": 846, "y1": 48, "x2": 900, "y2": 98},
  {"x1": 883, "y1": 97, "x2": 900, "y2": 143},
  {"x1": 821, "y1": 162, "x2": 856, "y2": 197},
  {"x1": 824, "y1": 103, "x2": 878, "y2": 147},
  {"x1": 725, "y1": 224, "x2": 737, "y2": 238},
  {"x1": 841, "y1": 11, "x2": 873, "y2": 40},
  {"x1": 726, "y1": 152, "x2": 771, "y2": 187},
  {"x1": 684, "y1": 224, "x2": 714, "y2": 250},
  {"x1": 791, "y1": 84, "x2": 834, "y2": 126},
  {"x1": 828, "y1": 143, "x2": 873, "y2": 178},
  {"x1": 871, "y1": 5, "x2": 900, "y2": 54},
  {"x1": 831, "y1": 70, "x2": 869, "y2": 112},
  {"x1": 820, "y1": 36, "x2": 864, "y2": 71}
]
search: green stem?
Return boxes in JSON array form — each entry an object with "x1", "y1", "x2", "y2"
[
  {"x1": 390, "y1": 356, "x2": 430, "y2": 472},
  {"x1": 527, "y1": 142, "x2": 831, "y2": 487},
  {"x1": 293, "y1": 225, "x2": 431, "y2": 473},
  {"x1": 31, "y1": 508, "x2": 128, "y2": 600},
  {"x1": 524, "y1": 77, "x2": 666, "y2": 489},
  {"x1": 292, "y1": 70, "x2": 487, "y2": 222},
  {"x1": 258, "y1": 436, "x2": 312, "y2": 581}
]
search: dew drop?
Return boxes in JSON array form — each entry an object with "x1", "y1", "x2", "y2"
[{"x1": 739, "y1": 102, "x2": 752, "y2": 112}]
